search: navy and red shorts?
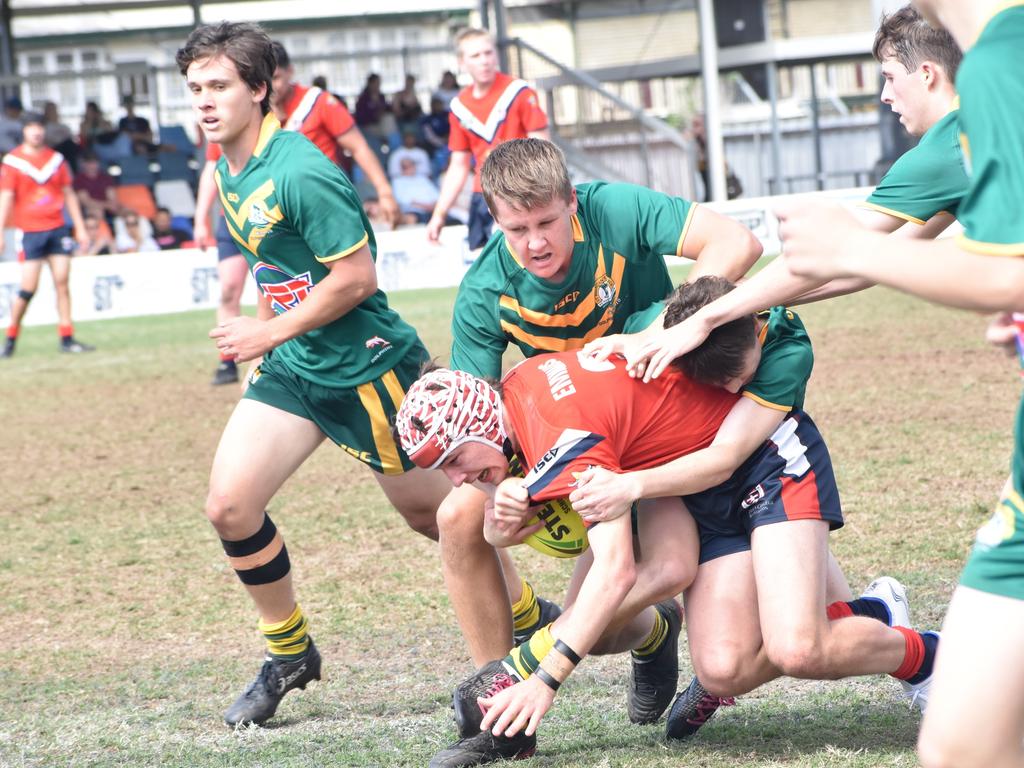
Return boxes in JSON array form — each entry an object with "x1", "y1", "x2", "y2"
[
  {"x1": 19, "y1": 226, "x2": 73, "y2": 260},
  {"x1": 683, "y1": 408, "x2": 844, "y2": 564}
]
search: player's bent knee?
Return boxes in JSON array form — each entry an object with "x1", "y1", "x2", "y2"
[
  {"x1": 436, "y1": 494, "x2": 485, "y2": 545},
  {"x1": 204, "y1": 491, "x2": 256, "y2": 535},
  {"x1": 693, "y1": 647, "x2": 753, "y2": 697}
]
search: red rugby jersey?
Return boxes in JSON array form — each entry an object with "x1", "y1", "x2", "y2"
[
  {"x1": 0, "y1": 146, "x2": 71, "y2": 232},
  {"x1": 501, "y1": 350, "x2": 738, "y2": 503},
  {"x1": 448, "y1": 72, "x2": 547, "y2": 192}
]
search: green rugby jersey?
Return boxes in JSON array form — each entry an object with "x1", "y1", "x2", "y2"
[
  {"x1": 955, "y1": 3, "x2": 1024, "y2": 257},
  {"x1": 215, "y1": 114, "x2": 419, "y2": 388},
  {"x1": 625, "y1": 303, "x2": 812, "y2": 411},
  {"x1": 743, "y1": 306, "x2": 812, "y2": 412},
  {"x1": 450, "y1": 181, "x2": 696, "y2": 379},
  {"x1": 862, "y1": 106, "x2": 969, "y2": 224}
]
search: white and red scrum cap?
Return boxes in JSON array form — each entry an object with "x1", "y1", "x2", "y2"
[{"x1": 396, "y1": 368, "x2": 508, "y2": 469}]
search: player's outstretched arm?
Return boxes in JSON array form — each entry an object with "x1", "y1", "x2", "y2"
[
  {"x1": 780, "y1": 200, "x2": 1024, "y2": 311},
  {"x1": 479, "y1": 513, "x2": 635, "y2": 738},
  {"x1": 571, "y1": 398, "x2": 785, "y2": 521}
]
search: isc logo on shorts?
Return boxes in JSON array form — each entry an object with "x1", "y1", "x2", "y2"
[{"x1": 741, "y1": 484, "x2": 765, "y2": 510}]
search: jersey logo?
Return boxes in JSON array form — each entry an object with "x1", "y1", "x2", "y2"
[
  {"x1": 554, "y1": 290, "x2": 580, "y2": 312},
  {"x1": 365, "y1": 336, "x2": 389, "y2": 349},
  {"x1": 740, "y1": 484, "x2": 766, "y2": 510},
  {"x1": 595, "y1": 275, "x2": 617, "y2": 308},
  {"x1": 248, "y1": 200, "x2": 271, "y2": 228},
  {"x1": 227, "y1": 192, "x2": 240, "y2": 203},
  {"x1": 522, "y1": 428, "x2": 605, "y2": 498},
  {"x1": 252, "y1": 261, "x2": 314, "y2": 313}
]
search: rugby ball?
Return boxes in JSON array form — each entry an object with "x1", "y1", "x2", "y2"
[
  {"x1": 522, "y1": 496, "x2": 590, "y2": 559},
  {"x1": 506, "y1": 455, "x2": 589, "y2": 559}
]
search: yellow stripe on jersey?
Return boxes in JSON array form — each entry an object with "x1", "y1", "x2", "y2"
[
  {"x1": 570, "y1": 212, "x2": 585, "y2": 243},
  {"x1": 221, "y1": 215, "x2": 258, "y2": 259},
  {"x1": 675, "y1": 203, "x2": 698, "y2": 256},
  {"x1": 500, "y1": 311, "x2": 612, "y2": 351},
  {"x1": 318, "y1": 232, "x2": 370, "y2": 263},
  {"x1": 857, "y1": 202, "x2": 927, "y2": 226},
  {"x1": 956, "y1": 234, "x2": 1024, "y2": 257},
  {"x1": 253, "y1": 113, "x2": 281, "y2": 157},
  {"x1": 356, "y1": 376, "x2": 405, "y2": 475},
  {"x1": 741, "y1": 390, "x2": 792, "y2": 412},
  {"x1": 499, "y1": 247, "x2": 626, "y2": 329},
  {"x1": 215, "y1": 177, "x2": 285, "y2": 255}
]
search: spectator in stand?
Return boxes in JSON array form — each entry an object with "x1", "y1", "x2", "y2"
[
  {"x1": 42, "y1": 102, "x2": 73, "y2": 149},
  {"x1": 0, "y1": 97, "x2": 24, "y2": 156},
  {"x1": 73, "y1": 152, "x2": 120, "y2": 221},
  {"x1": 152, "y1": 207, "x2": 191, "y2": 250},
  {"x1": 43, "y1": 101, "x2": 79, "y2": 170},
  {"x1": 392, "y1": 74, "x2": 423, "y2": 137},
  {"x1": 387, "y1": 129, "x2": 431, "y2": 180},
  {"x1": 355, "y1": 73, "x2": 395, "y2": 147},
  {"x1": 433, "y1": 70, "x2": 460, "y2": 109},
  {"x1": 115, "y1": 210, "x2": 159, "y2": 253},
  {"x1": 79, "y1": 101, "x2": 115, "y2": 149},
  {"x1": 420, "y1": 96, "x2": 451, "y2": 178},
  {"x1": 392, "y1": 156, "x2": 440, "y2": 224},
  {"x1": 79, "y1": 212, "x2": 114, "y2": 256},
  {"x1": 0, "y1": 112, "x2": 92, "y2": 357},
  {"x1": 118, "y1": 95, "x2": 154, "y2": 155}
]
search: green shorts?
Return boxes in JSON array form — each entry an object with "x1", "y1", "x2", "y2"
[
  {"x1": 959, "y1": 485, "x2": 1024, "y2": 600},
  {"x1": 243, "y1": 341, "x2": 430, "y2": 476}
]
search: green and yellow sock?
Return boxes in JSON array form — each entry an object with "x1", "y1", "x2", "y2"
[
  {"x1": 632, "y1": 608, "x2": 669, "y2": 660},
  {"x1": 505, "y1": 623, "x2": 555, "y2": 680},
  {"x1": 259, "y1": 603, "x2": 310, "y2": 660},
  {"x1": 511, "y1": 579, "x2": 541, "y2": 637}
]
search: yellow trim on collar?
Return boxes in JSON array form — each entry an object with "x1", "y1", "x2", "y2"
[{"x1": 253, "y1": 112, "x2": 280, "y2": 158}]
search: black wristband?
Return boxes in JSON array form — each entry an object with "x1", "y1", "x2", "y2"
[
  {"x1": 553, "y1": 639, "x2": 583, "y2": 666},
  {"x1": 534, "y1": 666, "x2": 561, "y2": 692}
]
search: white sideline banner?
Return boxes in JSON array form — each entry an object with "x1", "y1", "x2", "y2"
[
  {"x1": 0, "y1": 225, "x2": 474, "y2": 327},
  {"x1": 0, "y1": 187, "x2": 960, "y2": 328}
]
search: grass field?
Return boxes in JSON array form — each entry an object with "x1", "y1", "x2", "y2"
[{"x1": 1, "y1": 263, "x2": 1019, "y2": 767}]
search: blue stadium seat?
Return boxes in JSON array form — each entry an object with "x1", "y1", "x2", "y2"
[
  {"x1": 157, "y1": 124, "x2": 195, "y2": 155},
  {"x1": 112, "y1": 155, "x2": 156, "y2": 186},
  {"x1": 92, "y1": 132, "x2": 133, "y2": 165},
  {"x1": 155, "y1": 150, "x2": 197, "y2": 185}
]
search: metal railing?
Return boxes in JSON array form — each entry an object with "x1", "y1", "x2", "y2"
[{"x1": 507, "y1": 37, "x2": 697, "y2": 199}]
